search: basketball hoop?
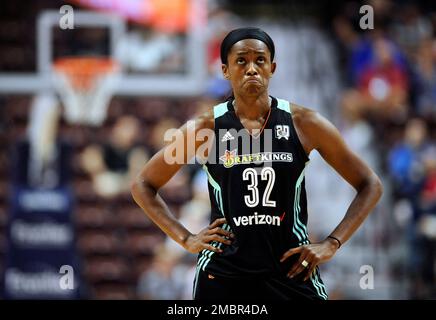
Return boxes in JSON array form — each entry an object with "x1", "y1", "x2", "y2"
[{"x1": 52, "y1": 56, "x2": 119, "y2": 126}]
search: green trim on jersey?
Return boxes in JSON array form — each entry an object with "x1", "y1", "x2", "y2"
[
  {"x1": 213, "y1": 102, "x2": 229, "y2": 119},
  {"x1": 293, "y1": 162, "x2": 310, "y2": 243},
  {"x1": 197, "y1": 165, "x2": 233, "y2": 273},
  {"x1": 203, "y1": 165, "x2": 224, "y2": 214},
  {"x1": 300, "y1": 239, "x2": 328, "y2": 300},
  {"x1": 197, "y1": 224, "x2": 230, "y2": 271},
  {"x1": 277, "y1": 98, "x2": 291, "y2": 114}
]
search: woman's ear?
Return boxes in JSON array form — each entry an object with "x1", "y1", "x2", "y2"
[
  {"x1": 222, "y1": 64, "x2": 230, "y2": 79},
  {"x1": 270, "y1": 62, "x2": 277, "y2": 77}
]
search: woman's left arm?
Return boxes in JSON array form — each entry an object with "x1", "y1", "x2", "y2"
[{"x1": 281, "y1": 107, "x2": 383, "y2": 281}]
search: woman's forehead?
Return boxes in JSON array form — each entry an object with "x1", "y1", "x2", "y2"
[{"x1": 229, "y1": 39, "x2": 270, "y2": 54}]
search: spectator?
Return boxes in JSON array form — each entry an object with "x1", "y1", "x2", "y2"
[
  {"x1": 413, "y1": 38, "x2": 436, "y2": 118},
  {"x1": 416, "y1": 146, "x2": 436, "y2": 298},
  {"x1": 80, "y1": 115, "x2": 148, "y2": 198},
  {"x1": 136, "y1": 244, "x2": 189, "y2": 300},
  {"x1": 388, "y1": 118, "x2": 429, "y2": 199},
  {"x1": 390, "y1": 3, "x2": 433, "y2": 60},
  {"x1": 342, "y1": 38, "x2": 409, "y2": 123},
  {"x1": 388, "y1": 118, "x2": 435, "y2": 298}
]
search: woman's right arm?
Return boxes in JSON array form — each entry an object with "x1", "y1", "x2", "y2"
[{"x1": 131, "y1": 110, "x2": 233, "y2": 254}]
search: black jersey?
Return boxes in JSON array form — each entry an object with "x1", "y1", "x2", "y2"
[
  {"x1": 193, "y1": 96, "x2": 329, "y2": 299},
  {"x1": 198, "y1": 96, "x2": 316, "y2": 276}
]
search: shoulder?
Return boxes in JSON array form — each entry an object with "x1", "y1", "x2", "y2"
[
  {"x1": 289, "y1": 103, "x2": 318, "y2": 127},
  {"x1": 192, "y1": 99, "x2": 232, "y2": 131},
  {"x1": 192, "y1": 107, "x2": 214, "y2": 131},
  {"x1": 289, "y1": 102, "x2": 341, "y2": 153},
  {"x1": 290, "y1": 103, "x2": 333, "y2": 130}
]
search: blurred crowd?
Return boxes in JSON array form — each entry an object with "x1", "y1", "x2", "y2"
[
  {"x1": 1, "y1": 0, "x2": 436, "y2": 299},
  {"x1": 332, "y1": 0, "x2": 436, "y2": 298}
]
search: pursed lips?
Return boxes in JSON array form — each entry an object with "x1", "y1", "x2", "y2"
[{"x1": 245, "y1": 78, "x2": 261, "y2": 84}]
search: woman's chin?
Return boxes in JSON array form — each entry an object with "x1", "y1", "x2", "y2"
[{"x1": 244, "y1": 84, "x2": 263, "y2": 95}]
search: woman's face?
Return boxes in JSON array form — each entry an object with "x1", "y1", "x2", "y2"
[{"x1": 222, "y1": 39, "x2": 276, "y2": 97}]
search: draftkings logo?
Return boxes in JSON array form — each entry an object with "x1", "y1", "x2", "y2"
[{"x1": 219, "y1": 149, "x2": 293, "y2": 168}]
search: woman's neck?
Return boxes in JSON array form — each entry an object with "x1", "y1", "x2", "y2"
[{"x1": 232, "y1": 93, "x2": 271, "y2": 120}]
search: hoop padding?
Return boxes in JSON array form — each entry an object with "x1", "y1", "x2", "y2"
[{"x1": 53, "y1": 57, "x2": 119, "y2": 126}]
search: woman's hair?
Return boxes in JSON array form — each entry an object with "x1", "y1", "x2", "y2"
[{"x1": 220, "y1": 27, "x2": 275, "y2": 65}]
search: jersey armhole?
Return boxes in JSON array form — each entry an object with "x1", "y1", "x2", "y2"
[{"x1": 278, "y1": 99, "x2": 310, "y2": 163}]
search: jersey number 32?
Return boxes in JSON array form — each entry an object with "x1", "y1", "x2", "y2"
[{"x1": 242, "y1": 167, "x2": 276, "y2": 208}]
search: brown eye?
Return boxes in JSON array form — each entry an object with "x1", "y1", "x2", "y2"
[
  {"x1": 237, "y1": 58, "x2": 245, "y2": 64},
  {"x1": 257, "y1": 57, "x2": 265, "y2": 63}
]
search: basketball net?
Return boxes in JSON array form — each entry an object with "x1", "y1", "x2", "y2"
[{"x1": 52, "y1": 56, "x2": 119, "y2": 126}]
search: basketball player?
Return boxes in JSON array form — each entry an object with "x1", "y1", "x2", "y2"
[{"x1": 131, "y1": 27, "x2": 383, "y2": 300}]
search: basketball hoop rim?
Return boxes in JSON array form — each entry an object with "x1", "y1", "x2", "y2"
[
  {"x1": 53, "y1": 56, "x2": 119, "y2": 76},
  {"x1": 52, "y1": 56, "x2": 119, "y2": 90}
]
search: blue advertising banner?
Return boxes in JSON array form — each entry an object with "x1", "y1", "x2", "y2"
[{"x1": 2, "y1": 141, "x2": 82, "y2": 299}]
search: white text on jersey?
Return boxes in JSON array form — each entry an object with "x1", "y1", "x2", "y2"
[{"x1": 233, "y1": 212, "x2": 281, "y2": 227}]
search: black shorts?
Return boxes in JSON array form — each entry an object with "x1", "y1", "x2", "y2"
[{"x1": 193, "y1": 268, "x2": 328, "y2": 300}]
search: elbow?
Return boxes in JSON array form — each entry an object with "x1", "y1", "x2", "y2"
[
  {"x1": 130, "y1": 175, "x2": 148, "y2": 203},
  {"x1": 130, "y1": 175, "x2": 157, "y2": 204},
  {"x1": 130, "y1": 176, "x2": 142, "y2": 203},
  {"x1": 370, "y1": 173, "x2": 384, "y2": 201},
  {"x1": 357, "y1": 172, "x2": 383, "y2": 201},
  {"x1": 130, "y1": 178, "x2": 139, "y2": 198}
]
